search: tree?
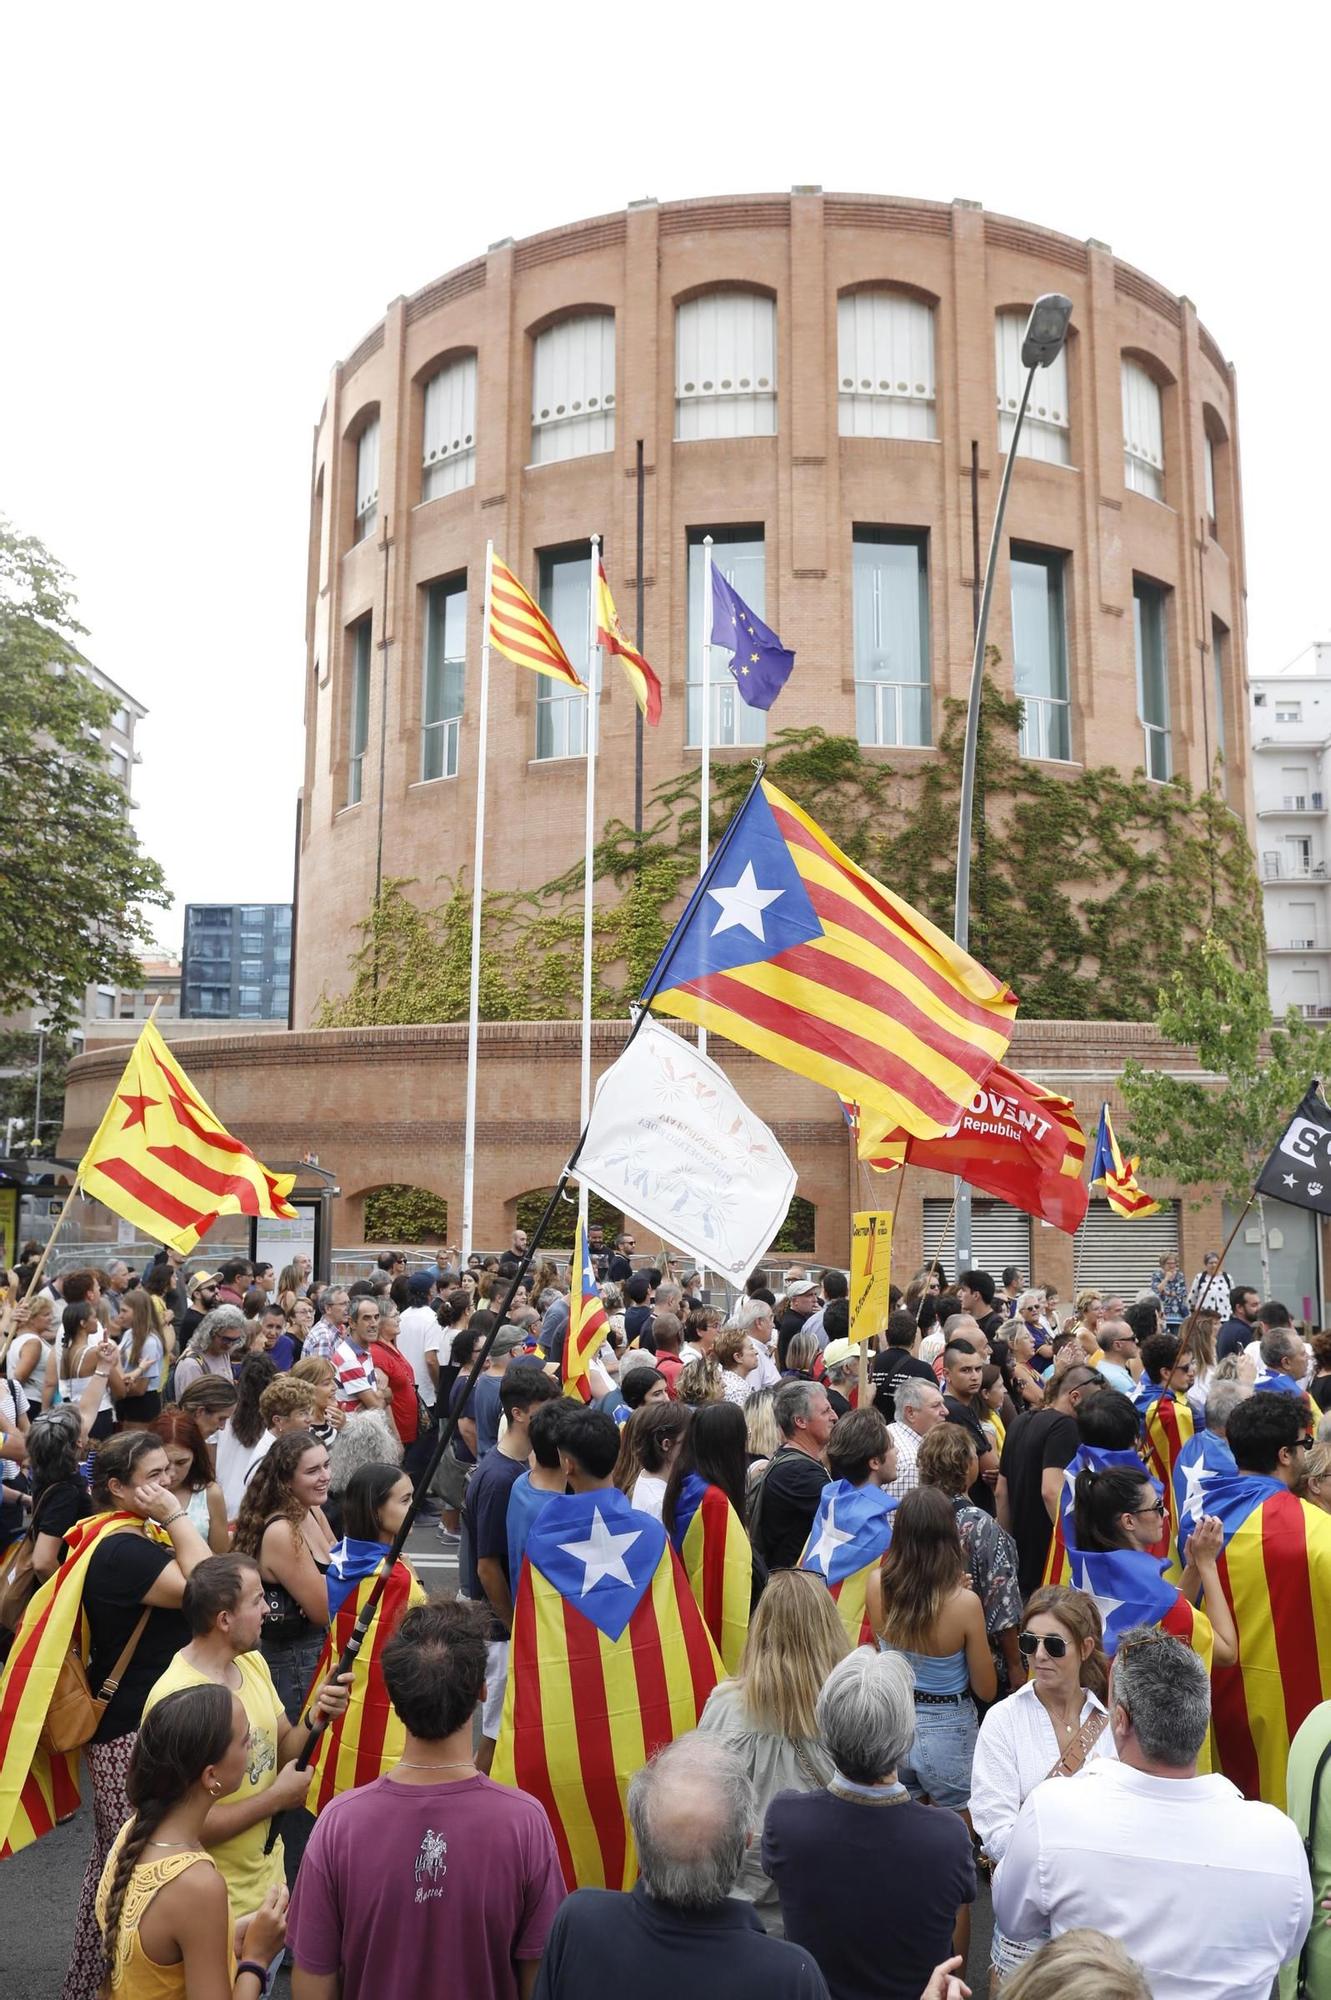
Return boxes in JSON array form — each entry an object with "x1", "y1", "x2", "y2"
[
  {"x1": 0, "y1": 522, "x2": 168, "y2": 1033},
  {"x1": 1119, "y1": 931, "x2": 1331, "y2": 1285}
]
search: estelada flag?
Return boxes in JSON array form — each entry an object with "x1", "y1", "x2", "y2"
[
  {"x1": 640, "y1": 776, "x2": 1016, "y2": 1138},
  {"x1": 1042, "y1": 1442, "x2": 1147, "y2": 1588},
  {"x1": 1089, "y1": 1102, "x2": 1161, "y2": 1218},
  {"x1": 596, "y1": 561, "x2": 662, "y2": 725},
  {"x1": 1173, "y1": 1428, "x2": 1238, "y2": 1555},
  {"x1": 1201, "y1": 1469, "x2": 1331, "y2": 1810},
  {"x1": 800, "y1": 1481, "x2": 897, "y2": 1647},
  {"x1": 0, "y1": 1513, "x2": 163, "y2": 1856},
  {"x1": 564, "y1": 1214, "x2": 608, "y2": 1403},
  {"x1": 1134, "y1": 1381, "x2": 1194, "y2": 1569},
  {"x1": 305, "y1": 1556, "x2": 426, "y2": 1814},
  {"x1": 667, "y1": 1472, "x2": 751, "y2": 1675},
  {"x1": 77, "y1": 1020, "x2": 297, "y2": 1255},
  {"x1": 856, "y1": 1061, "x2": 1088, "y2": 1235},
  {"x1": 492, "y1": 1487, "x2": 720, "y2": 1890}
]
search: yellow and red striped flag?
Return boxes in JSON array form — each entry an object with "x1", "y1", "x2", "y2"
[
  {"x1": 563, "y1": 1215, "x2": 607, "y2": 1402},
  {"x1": 304, "y1": 1555, "x2": 426, "y2": 1813},
  {"x1": 642, "y1": 777, "x2": 1017, "y2": 1137},
  {"x1": 667, "y1": 1473, "x2": 751, "y2": 1674},
  {"x1": 493, "y1": 1488, "x2": 720, "y2": 1889},
  {"x1": 595, "y1": 562, "x2": 662, "y2": 725},
  {"x1": 488, "y1": 553, "x2": 585, "y2": 688},
  {"x1": 76, "y1": 1021, "x2": 297, "y2": 1255},
  {"x1": 0, "y1": 1513, "x2": 162, "y2": 1857}
]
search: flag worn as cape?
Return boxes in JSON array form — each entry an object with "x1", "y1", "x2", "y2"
[
  {"x1": 305, "y1": 1557, "x2": 426, "y2": 1813},
  {"x1": 1042, "y1": 1442, "x2": 1147, "y2": 1588},
  {"x1": 1204, "y1": 1471, "x2": 1331, "y2": 1809},
  {"x1": 492, "y1": 1488, "x2": 720, "y2": 1890},
  {"x1": 0, "y1": 1513, "x2": 165, "y2": 1857},
  {"x1": 1173, "y1": 1428, "x2": 1237, "y2": 1556},
  {"x1": 1134, "y1": 1382, "x2": 1194, "y2": 1569},
  {"x1": 856, "y1": 1062, "x2": 1089, "y2": 1234},
  {"x1": 800, "y1": 1480, "x2": 897, "y2": 1647},
  {"x1": 563, "y1": 1214, "x2": 609, "y2": 1402},
  {"x1": 667, "y1": 1472, "x2": 751, "y2": 1675}
]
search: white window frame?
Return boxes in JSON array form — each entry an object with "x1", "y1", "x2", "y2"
[
  {"x1": 1133, "y1": 579, "x2": 1171, "y2": 781},
  {"x1": 686, "y1": 532, "x2": 767, "y2": 748},
  {"x1": 347, "y1": 619, "x2": 372, "y2": 805},
  {"x1": 421, "y1": 576, "x2": 467, "y2": 781},
  {"x1": 852, "y1": 530, "x2": 931, "y2": 747},
  {"x1": 1010, "y1": 545, "x2": 1071, "y2": 763},
  {"x1": 996, "y1": 312, "x2": 1071, "y2": 464},
  {"x1": 530, "y1": 315, "x2": 615, "y2": 466},
  {"x1": 354, "y1": 419, "x2": 380, "y2": 544},
  {"x1": 1122, "y1": 361, "x2": 1165, "y2": 501},
  {"x1": 535, "y1": 547, "x2": 591, "y2": 761},
  {"x1": 675, "y1": 292, "x2": 777, "y2": 441},
  {"x1": 838, "y1": 291, "x2": 937, "y2": 440},
  {"x1": 422, "y1": 355, "x2": 477, "y2": 500},
  {"x1": 1204, "y1": 429, "x2": 1217, "y2": 524}
]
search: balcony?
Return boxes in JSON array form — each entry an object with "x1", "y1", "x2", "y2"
[
  {"x1": 1269, "y1": 938, "x2": 1327, "y2": 953},
  {"x1": 1261, "y1": 855, "x2": 1329, "y2": 882},
  {"x1": 1262, "y1": 792, "x2": 1326, "y2": 813}
]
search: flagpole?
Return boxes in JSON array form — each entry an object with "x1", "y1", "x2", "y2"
[
  {"x1": 461, "y1": 542, "x2": 495, "y2": 1259},
  {"x1": 698, "y1": 535, "x2": 714, "y2": 1066},
  {"x1": 579, "y1": 537, "x2": 603, "y2": 1236}
]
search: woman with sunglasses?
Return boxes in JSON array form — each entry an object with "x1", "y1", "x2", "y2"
[
  {"x1": 1070, "y1": 1463, "x2": 1237, "y2": 1666},
  {"x1": 970, "y1": 1585, "x2": 1116, "y2": 1991}
]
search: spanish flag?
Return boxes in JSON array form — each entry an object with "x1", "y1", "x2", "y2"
[
  {"x1": 1089, "y1": 1102, "x2": 1161, "y2": 1219},
  {"x1": 1202, "y1": 1470, "x2": 1331, "y2": 1809},
  {"x1": 595, "y1": 561, "x2": 662, "y2": 725},
  {"x1": 304, "y1": 1556, "x2": 426, "y2": 1813},
  {"x1": 667, "y1": 1473, "x2": 751, "y2": 1674},
  {"x1": 0, "y1": 1514, "x2": 162, "y2": 1857},
  {"x1": 800, "y1": 1481, "x2": 897, "y2": 1646},
  {"x1": 563, "y1": 1215, "x2": 608, "y2": 1403},
  {"x1": 1134, "y1": 1381, "x2": 1194, "y2": 1569},
  {"x1": 488, "y1": 553, "x2": 585, "y2": 688},
  {"x1": 641, "y1": 777, "x2": 1017, "y2": 1138},
  {"x1": 77, "y1": 1021, "x2": 297, "y2": 1256},
  {"x1": 493, "y1": 1487, "x2": 719, "y2": 1889}
]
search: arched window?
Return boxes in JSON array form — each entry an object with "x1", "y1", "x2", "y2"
[
  {"x1": 422, "y1": 354, "x2": 477, "y2": 499},
  {"x1": 996, "y1": 311, "x2": 1070, "y2": 464},
  {"x1": 1121, "y1": 359, "x2": 1165, "y2": 500},
  {"x1": 675, "y1": 291, "x2": 776, "y2": 439},
  {"x1": 354, "y1": 418, "x2": 380, "y2": 542},
  {"x1": 530, "y1": 313, "x2": 615, "y2": 465},
  {"x1": 838, "y1": 290, "x2": 936, "y2": 439}
]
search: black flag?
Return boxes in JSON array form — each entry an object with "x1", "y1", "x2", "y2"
[{"x1": 1255, "y1": 1080, "x2": 1331, "y2": 1216}]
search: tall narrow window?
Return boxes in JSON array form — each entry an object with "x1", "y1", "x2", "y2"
[
  {"x1": 347, "y1": 617, "x2": 372, "y2": 805},
  {"x1": 1010, "y1": 546, "x2": 1070, "y2": 761},
  {"x1": 996, "y1": 312, "x2": 1070, "y2": 464},
  {"x1": 852, "y1": 530, "x2": 931, "y2": 747},
  {"x1": 838, "y1": 292, "x2": 936, "y2": 440},
  {"x1": 676, "y1": 293, "x2": 776, "y2": 440},
  {"x1": 1204, "y1": 430, "x2": 1217, "y2": 526},
  {"x1": 1132, "y1": 579, "x2": 1171, "y2": 780},
  {"x1": 1211, "y1": 615, "x2": 1228, "y2": 782},
  {"x1": 354, "y1": 420, "x2": 380, "y2": 543},
  {"x1": 535, "y1": 545, "x2": 591, "y2": 760},
  {"x1": 1122, "y1": 361, "x2": 1165, "y2": 500},
  {"x1": 686, "y1": 530, "x2": 766, "y2": 748},
  {"x1": 531, "y1": 315, "x2": 615, "y2": 465},
  {"x1": 421, "y1": 576, "x2": 467, "y2": 780},
  {"x1": 422, "y1": 355, "x2": 477, "y2": 499}
]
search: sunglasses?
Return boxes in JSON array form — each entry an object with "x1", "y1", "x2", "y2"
[
  {"x1": 1019, "y1": 1631, "x2": 1068, "y2": 1659},
  {"x1": 1294, "y1": 1437, "x2": 1315, "y2": 1453},
  {"x1": 1132, "y1": 1499, "x2": 1166, "y2": 1518}
]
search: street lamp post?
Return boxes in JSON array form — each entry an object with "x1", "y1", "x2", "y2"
[{"x1": 951, "y1": 294, "x2": 1073, "y2": 1273}]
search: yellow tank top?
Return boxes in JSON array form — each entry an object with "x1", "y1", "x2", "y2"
[{"x1": 95, "y1": 1828, "x2": 233, "y2": 2000}]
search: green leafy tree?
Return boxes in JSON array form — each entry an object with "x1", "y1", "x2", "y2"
[
  {"x1": 0, "y1": 1027, "x2": 73, "y2": 1154},
  {"x1": 0, "y1": 522, "x2": 168, "y2": 1033},
  {"x1": 1119, "y1": 933, "x2": 1331, "y2": 1278}
]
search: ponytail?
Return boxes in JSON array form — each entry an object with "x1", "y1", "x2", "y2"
[{"x1": 1072, "y1": 1464, "x2": 1150, "y2": 1554}]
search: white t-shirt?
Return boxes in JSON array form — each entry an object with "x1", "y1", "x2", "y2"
[
  {"x1": 214, "y1": 1424, "x2": 275, "y2": 1520},
  {"x1": 397, "y1": 1304, "x2": 442, "y2": 1406},
  {"x1": 631, "y1": 1472, "x2": 667, "y2": 1520}
]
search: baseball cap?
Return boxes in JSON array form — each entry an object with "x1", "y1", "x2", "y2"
[
  {"x1": 188, "y1": 1271, "x2": 220, "y2": 1296},
  {"x1": 407, "y1": 1269, "x2": 437, "y2": 1299},
  {"x1": 787, "y1": 1277, "x2": 820, "y2": 1300},
  {"x1": 491, "y1": 1324, "x2": 529, "y2": 1357}
]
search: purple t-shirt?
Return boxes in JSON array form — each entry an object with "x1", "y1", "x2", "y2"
[{"x1": 286, "y1": 1773, "x2": 565, "y2": 2000}]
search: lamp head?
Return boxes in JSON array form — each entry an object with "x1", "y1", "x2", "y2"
[{"x1": 1022, "y1": 294, "x2": 1074, "y2": 368}]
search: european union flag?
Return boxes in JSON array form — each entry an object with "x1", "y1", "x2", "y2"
[{"x1": 711, "y1": 567, "x2": 794, "y2": 711}]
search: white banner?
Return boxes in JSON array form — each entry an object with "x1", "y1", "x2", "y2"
[{"x1": 574, "y1": 1021, "x2": 797, "y2": 1281}]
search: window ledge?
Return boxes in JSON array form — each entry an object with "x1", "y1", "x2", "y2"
[
  {"x1": 682, "y1": 742, "x2": 767, "y2": 757},
  {"x1": 527, "y1": 753, "x2": 588, "y2": 769},
  {"x1": 524, "y1": 448, "x2": 615, "y2": 472},
  {"x1": 334, "y1": 802, "x2": 364, "y2": 821},
  {"x1": 408, "y1": 775, "x2": 458, "y2": 791}
]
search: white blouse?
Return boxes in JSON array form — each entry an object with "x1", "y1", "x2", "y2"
[{"x1": 970, "y1": 1678, "x2": 1117, "y2": 1864}]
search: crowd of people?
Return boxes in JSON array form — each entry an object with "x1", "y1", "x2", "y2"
[{"x1": 0, "y1": 1234, "x2": 1329, "y2": 2000}]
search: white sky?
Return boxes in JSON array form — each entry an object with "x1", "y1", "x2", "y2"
[{"x1": 5, "y1": 4, "x2": 1329, "y2": 951}]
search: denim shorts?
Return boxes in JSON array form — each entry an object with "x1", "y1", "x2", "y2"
[{"x1": 898, "y1": 1696, "x2": 977, "y2": 1811}]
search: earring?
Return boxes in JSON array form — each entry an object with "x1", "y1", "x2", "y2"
[{"x1": 208, "y1": 1781, "x2": 222, "y2": 1797}]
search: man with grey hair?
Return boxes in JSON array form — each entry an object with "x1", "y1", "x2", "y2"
[
  {"x1": 748, "y1": 1380, "x2": 834, "y2": 1570},
  {"x1": 1255, "y1": 1324, "x2": 1311, "y2": 1399},
  {"x1": 764, "y1": 1651, "x2": 975, "y2": 2000},
  {"x1": 533, "y1": 1736, "x2": 829, "y2": 1997},
  {"x1": 994, "y1": 1626, "x2": 1312, "y2": 2000},
  {"x1": 731, "y1": 1294, "x2": 781, "y2": 1388},
  {"x1": 885, "y1": 1375, "x2": 948, "y2": 1499},
  {"x1": 172, "y1": 1303, "x2": 247, "y2": 1396}
]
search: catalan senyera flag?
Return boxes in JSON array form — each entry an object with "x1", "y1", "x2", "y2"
[
  {"x1": 667, "y1": 1473, "x2": 751, "y2": 1675},
  {"x1": 488, "y1": 553, "x2": 585, "y2": 688},
  {"x1": 640, "y1": 777, "x2": 1017, "y2": 1137},
  {"x1": 857, "y1": 1062, "x2": 1089, "y2": 1235},
  {"x1": 76, "y1": 1021, "x2": 297, "y2": 1255},
  {"x1": 0, "y1": 1513, "x2": 162, "y2": 1857},
  {"x1": 1201, "y1": 1469, "x2": 1331, "y2": 1809},
  {"x1": 596, "y1": 562, "x2": 661, "y2": 725},
  {"x1": 1042, "y1": 1442, "x2": 1148, "y2": 1588},
  {"x1": 305, "y1": 1556, "x2": 426, "y2": 1814},
  {"x1": 1089, "y1": 1102, "x2": 1161, "y2": 1219},
  {"x1": 492, "y1": 1488, "x2": 720, "y2": 1889},
  {"x1": 800, "y1": 1481, "x2": 897, "y2": 1647},
  {"x1": 1134, "y1": 1381, "x2": 1195, "y2": 1570},
  {"x1": 563, "y1": 1215, "x2": 608, "y2": 1402}
]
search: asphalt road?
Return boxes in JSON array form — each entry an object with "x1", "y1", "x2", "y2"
[{"x1": 1, "y1": 1517, "x2": 995, "y2": 1997}]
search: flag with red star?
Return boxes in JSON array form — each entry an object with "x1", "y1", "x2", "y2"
[{"x1": 76, "y1": 1020, "x2": 297, "y2": 1252}]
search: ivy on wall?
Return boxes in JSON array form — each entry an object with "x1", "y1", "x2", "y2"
[
  {"x1": 362, "y1": 1184, "x2": 448, "y2": 1242},
  {"x1": 315, "y1": 673, "x2": 1262, "y2": 1032}
]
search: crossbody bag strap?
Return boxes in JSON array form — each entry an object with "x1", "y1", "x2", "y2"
[{"x1": 94, "y1": 1608, "x2": 152, "y2": 1703}]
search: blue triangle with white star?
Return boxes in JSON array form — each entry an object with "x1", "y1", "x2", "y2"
[{"x1": 525, "y1": 1488, "x2": 667, "y2": 1641}]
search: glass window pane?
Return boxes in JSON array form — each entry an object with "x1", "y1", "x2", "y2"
[
  {"x1": 676, "y1": 294, "x2": 778, "y2": 440},
  {"x1": 686, "y1": 533, "x2": 766, "y2": 748},
  {"x1": 852, "y1": 531, "x2": 930, "y2": 747},
  {"x1": 1133, "y1": 579, "x2": 1171, "y2": 780},
  {"x1": 1011, "y1": 547, "x2": 1069, "y2": 762},
  {"x1": 535, "y1": 549, "x2": 590, "y2": 759}
]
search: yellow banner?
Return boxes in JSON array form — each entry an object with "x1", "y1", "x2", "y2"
[{"x1": 849, "y1": 1210, "x2": 893, "y2": 1344}]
